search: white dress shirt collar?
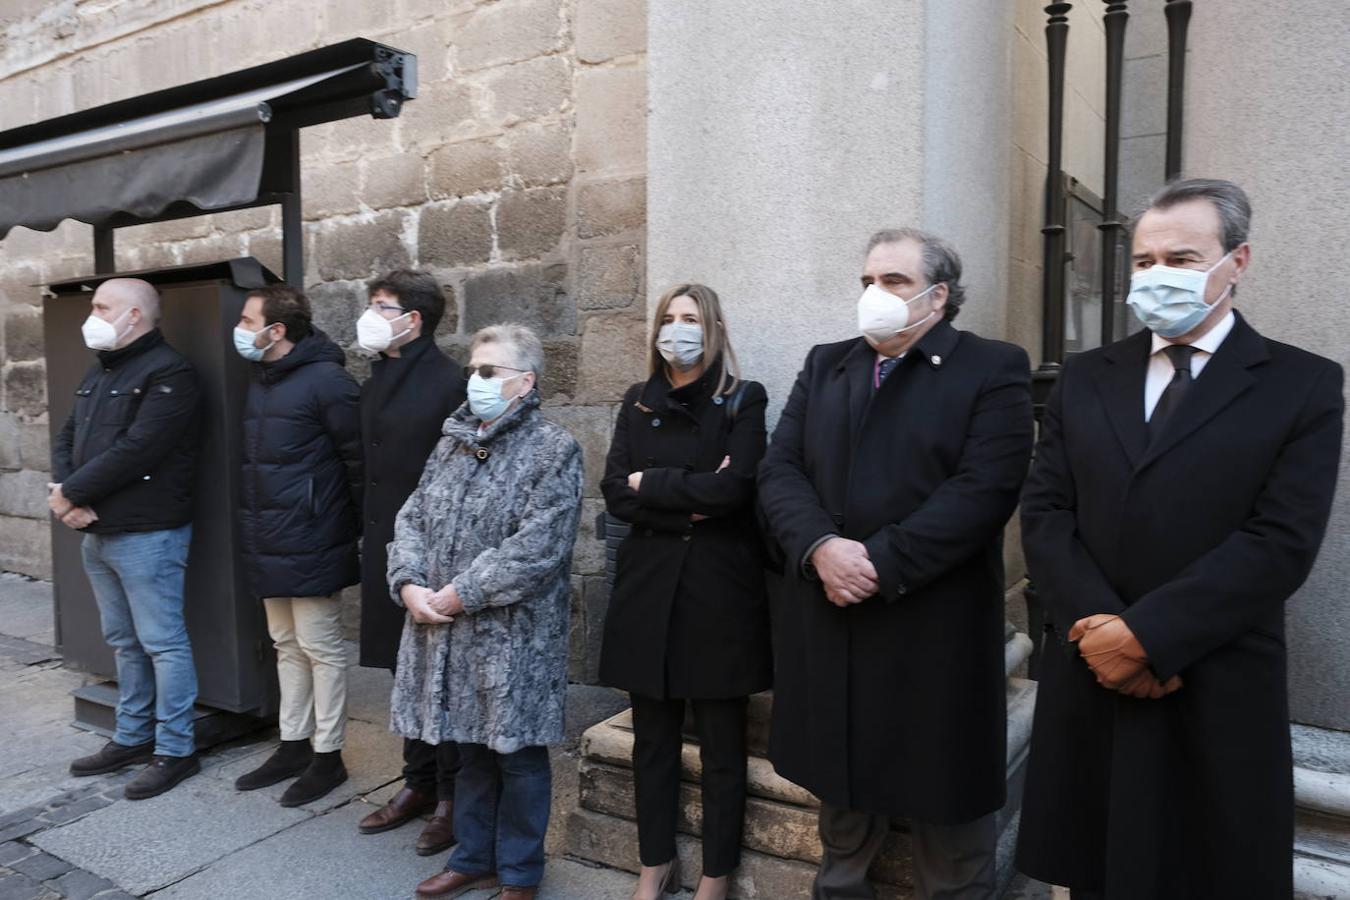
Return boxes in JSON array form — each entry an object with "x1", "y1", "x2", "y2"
[{"x1": 1150, "y1": 310, "x2": 1236, "y2": 357}]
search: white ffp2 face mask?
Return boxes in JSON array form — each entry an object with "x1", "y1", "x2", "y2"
[
  {"x1": 856, "y1": 282, "x2": 939, "y2": 345},
  {"x1": 81, "y1": 308, "x2": 133, "y2": 351},
  {"x1": 356, "y1": 308, "x2": 413, "y2": 353}
]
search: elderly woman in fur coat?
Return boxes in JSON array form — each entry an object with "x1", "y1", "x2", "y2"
[{"x1": 386, "y1": 323, "x2": 583, "y2": 900}]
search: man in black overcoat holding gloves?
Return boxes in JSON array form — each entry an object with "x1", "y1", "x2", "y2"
[
  {"x1": 352, "y1": 270, "x2": 467, "y2": 855},
  {"x1": 759, "y1": 228, "x2": 1034, "y2": 899},
  {"x1": 1015, "y1": 178, "x2": 1344, "y2": 899}
]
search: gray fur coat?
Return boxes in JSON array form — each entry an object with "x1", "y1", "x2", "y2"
[{"x1": 386, "y1": 392, "x2": 583, "y2": 752}]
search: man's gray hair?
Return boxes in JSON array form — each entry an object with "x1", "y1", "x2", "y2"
[
  {"x1": 1136, "y1": 177, "x2": 1252, "y2": 252},
  {"x1": 470, "y1": 322, "x2": 545, "y2": 378},
  {"x1": 865, "y1": 227, "x2": 967, "y2": 320}
]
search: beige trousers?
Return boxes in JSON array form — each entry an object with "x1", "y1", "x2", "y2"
[{"x1": 263, "y1": 595, "x2": 348, "y2": 753}]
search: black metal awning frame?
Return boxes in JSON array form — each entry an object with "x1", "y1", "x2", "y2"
[{"x1": 0, "y1": 38, "x2": 417, "y2": 287}]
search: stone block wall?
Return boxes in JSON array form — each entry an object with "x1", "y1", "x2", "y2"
[{"x1": 0, "y1": 0, "x2": 650, "y2": 683}]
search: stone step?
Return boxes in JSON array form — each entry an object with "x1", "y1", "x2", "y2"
[
  {"x1": 1290, "y1": 725, "x2": 1350, "y2": 898},
  {"x1": 1294, "y1": 853, "x2": 1350, "y2": 900},
  {"x1": 1296, "y1": 808, "x2": 1350, "y2": 868},
  {"x1": 645, "y1": 630, "x2": 1033, "y2": 759},
  {"x1": 585, "y1": 678, "x2": 1038, "y2": 811},
  {"x1": 565, "y1": 807, "x2": 913, "y2": 900},
  {"x1": 582, "y1": 713, "x2": 816, "y2": 809},
  {"x1": 578, "y1": 758, "x2": 915, "y2": 884},
  {"x1": 578, "y1": 751, "x2": 1032, "y2": 893},
  {"x1": 1293, "y1": 724, "x2": 1350, "y2": 822},
  {"x1": 1295, "y1": 765, "x2": 1350, "y2": 823},
  {"x1": 571, "y1": 679, "x2": 1038, "y2": 897}
]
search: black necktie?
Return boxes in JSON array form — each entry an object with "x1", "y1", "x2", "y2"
[{"x1": 1148, "y1": 344, "x2": 1196, "y2": 438}]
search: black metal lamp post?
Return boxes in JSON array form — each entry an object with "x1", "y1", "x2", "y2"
[
  {"x1": 1098, "y1": 1, "x2": 1129, "y2": 348},
  {"x1": 1164, "y1": 0, "x2": 1194, "y2": 179},
  {"x1": 1034, "y1": 2, "x2": 1074, "y2": 414}
]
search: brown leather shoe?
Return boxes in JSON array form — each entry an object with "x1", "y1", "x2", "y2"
[
  {"x1": 415, "y1": 800, "x2": 456, "y2": 855},
  {"x1": 358, "y1": 787, "x2": 435, "y2": 834},
  {"x1": 499, "y1": 887, "x2": 539, "y2": 900},
  {"x1": 414, "y1": 869, "x2": 498, "y2": 898}
]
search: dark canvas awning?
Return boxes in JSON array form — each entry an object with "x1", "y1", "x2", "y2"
[{"x1": 0, "y1": 39, "x2": 415, "y2": 246}]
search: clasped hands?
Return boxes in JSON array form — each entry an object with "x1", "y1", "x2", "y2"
[
  {"x1": 811, "y1": 537, "x2": 879, "y2": 607},
  {"x1": 400, "y1": 583, "x2": 466, "y2": 626},
  {"x1": 1071, "y1": 614, "x2": 1182, "y2": 700},
  {"x1": 47, "y1": 483, "x2": 99, "y2": 530}
]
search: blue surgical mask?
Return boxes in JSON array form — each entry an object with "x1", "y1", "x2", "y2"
[
  {"x1": 233, "y1": 324, "x2": 277, "y2": 361},
  {"x1": 467, "y1": 372, "x2": 516, "y2": 422},
  {"x1": 1126, "y1": 251, "x2": 1234, "y2": 338}
]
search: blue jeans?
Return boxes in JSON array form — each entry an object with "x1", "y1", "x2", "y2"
[
  {"x1": 448, "y1": 743, "x2": 551, "y2": 887},
  {"x1": 81, "y1": 524, "x2": 197, "y2": 757}
]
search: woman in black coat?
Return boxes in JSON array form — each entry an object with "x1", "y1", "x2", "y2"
[{"x1": 599, "y1": 283, "x2": 771, "y2": 900}]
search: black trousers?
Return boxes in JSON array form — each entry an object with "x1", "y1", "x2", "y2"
[
  {"x1": 403, "y1": 738, "x2": 461, "y2": 800},
  {"x1": 630, "y1": 694, "x2": 748, "y2": 877}
]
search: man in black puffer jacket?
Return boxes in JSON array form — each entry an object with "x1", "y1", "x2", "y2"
[
  {"x1": 54, "y1": 278, "x2": 203, "y2": 802},
  {"x1": 228, "y1": 285, "x2": 362, "y2": 807}
]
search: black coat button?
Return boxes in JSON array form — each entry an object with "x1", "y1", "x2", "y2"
[
  {"x1": 713, "y1": 395, "x2": 724, "y2": 406},
  {"x1": 651, "y1": 418, "x2": 661, "y2": 428}
]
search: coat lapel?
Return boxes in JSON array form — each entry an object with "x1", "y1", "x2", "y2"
[
  {"x1": 1137, "y1": 313, "x2": 1267, "y2": 470},
  {"x1": 911, "y1": 320, "x2": 960, "y2": 375},
  {"x1": 362, "y1": 336, "x2": 437, "y2": 435},
  {"x1": 839, "y1": 322, "x2": 961, "y2": 440},
  {"x1": 835, "y1": 338, "x2": 877, "y2": 441},
  {"x1": 1093, "y1": 329, "x2": 1152, "y2": 467}
]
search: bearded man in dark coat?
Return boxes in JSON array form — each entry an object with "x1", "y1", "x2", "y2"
[{"x1": 759, "y1": 227, "x2": 1034, "y2": 899}]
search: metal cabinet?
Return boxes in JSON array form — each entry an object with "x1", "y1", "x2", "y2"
[{"x1": 44, "y1": 259, "x2": 280, "y2": 720}]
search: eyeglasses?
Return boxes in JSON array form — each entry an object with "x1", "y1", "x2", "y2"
[
  {"x1": 373, "y1": 303, "x2": 408, "y2": 315},
  {"x1": 464, "y1": 364, "x2": 527, "y2": 380}
]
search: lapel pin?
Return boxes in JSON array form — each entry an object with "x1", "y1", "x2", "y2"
[{"x1": 931, "y1": 354, "x2": 942, "y2": 366}]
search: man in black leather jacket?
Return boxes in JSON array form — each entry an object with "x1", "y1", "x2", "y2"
[{"x1": 52, "y1": 277, "x2": 203, "y2": 801}]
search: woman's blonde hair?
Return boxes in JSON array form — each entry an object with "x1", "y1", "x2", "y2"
[{"x1": 648, "y1": 283, "x2": 741, "y2": 396}]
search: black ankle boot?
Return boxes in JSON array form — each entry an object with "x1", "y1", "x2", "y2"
[
  {"x1": 279, "y1": 750, "x2": 348, "y2": 807},
  {"x1": 70, "y1": 739, "x2": 155, "y2": 777},
  {"x1": 234, "y1": 739, "x2": 312, "y2": 791},
  {"x1": 124, "y1": 754, "x2": 201, "y2": 800}
]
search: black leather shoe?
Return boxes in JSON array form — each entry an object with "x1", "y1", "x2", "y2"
[
  {"x1": 124, "y1": 754, "x2": 200, "y2": 800},
  {"x1": 234, "y1": 739, "x2": 312, "y2": 791},
  {"x1": 70, "y1": 739, "x2": 155, "y2": 777},
  {"x1": 279, "y1": 750, "x2": 347, "y2": 807}
]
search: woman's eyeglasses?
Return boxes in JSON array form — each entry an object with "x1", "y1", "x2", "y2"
[{"x1": 464, "y1": 364, "x2": 527, "y2": 379}]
